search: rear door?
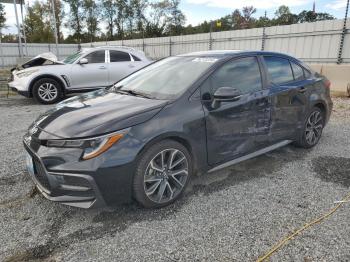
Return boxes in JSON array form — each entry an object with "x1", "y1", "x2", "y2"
[
  {"x1": 201, "y1": 56, "x2": 266, "y2": 165},
  {"x1": 262, "y1": 56, "x2": 310, "y2": 143},
  {"x1": 69, "y1": 50, "x2": 108, "y2": 89},
  {"x1": 107, "y1": 50, "x2": 144, "y2": 85}
]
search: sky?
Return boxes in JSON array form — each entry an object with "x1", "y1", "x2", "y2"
[{"x1": 1, "y1": 0, "x2": 348, "y2": 36}]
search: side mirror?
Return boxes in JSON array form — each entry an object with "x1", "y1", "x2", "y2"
[
  {"x1": 212, "y1": 87, "x2": 241, "y2": 108},
  {"x1": 213, "y1": 86, "x2": 242, "y2": 101},
  {"x1": 78, "y1": 58, "x2": 88, "y2": 65}
]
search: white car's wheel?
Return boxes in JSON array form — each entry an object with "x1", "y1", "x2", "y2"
[{"x1": 32, "y1": 78, "x2": 63, "y2": 104}]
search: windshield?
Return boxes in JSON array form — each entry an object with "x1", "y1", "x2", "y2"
[
  {"x1": 63, "y1": 51, "x2": 82, "y2": 64},
  {"x1": 114, "y1": 56, "x2": 218, "y2": 100}
]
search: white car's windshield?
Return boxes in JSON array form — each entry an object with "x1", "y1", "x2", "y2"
[
  {"x1": 114, "y1": 56, "x2": 218, "y2": 100},
  {"x1": 63, "y1": 51, "x2": 83, "y2": 64}
]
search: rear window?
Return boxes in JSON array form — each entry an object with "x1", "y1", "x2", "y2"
[
  {"x1": 264, "y1": 56, "x2": 294, "y2": 85},
  {"x1": 110, "y1": 50, "x2": 131, "y2": 62}
]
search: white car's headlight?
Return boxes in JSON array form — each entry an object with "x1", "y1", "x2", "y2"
[
  {"x1": 16, "y1": 69, "x2": 39, "y2": 78},
  {"x1": 46, "y1": 130, "x2": 128, "y2": 160}
]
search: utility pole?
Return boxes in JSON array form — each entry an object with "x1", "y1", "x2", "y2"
[
  {"x1": 13, "y1": 0, "x2": 23, "y2": 58},
  {"x1": 261, "y1": 11, "x2": 267, "y2": 51},
  {"x1": 50, "y1": 0, "x2": 59, "y2": 58},
  {"x1": 209, "y1": 21, "x2": 213, "y2": 50},
  {"x1": 337, "y1": 0, "x2": 349, "y2": 64}
]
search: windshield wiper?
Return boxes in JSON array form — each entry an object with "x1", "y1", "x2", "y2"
[{"x1": 117, "y1": 89, "x2": 154, "y2": 99}]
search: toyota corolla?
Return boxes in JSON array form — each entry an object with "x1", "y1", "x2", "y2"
[{"x1": 23, "y1": 50, "x2": 333, "y2": 208}]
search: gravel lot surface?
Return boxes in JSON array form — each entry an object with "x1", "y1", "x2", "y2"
[{"x1": 0, "y1": 96, "x2": 349, "y2": 262}]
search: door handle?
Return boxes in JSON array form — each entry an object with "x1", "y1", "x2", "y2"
[
  {"x1": 99, "y1": 66, "x2": 107, "y2": 69},
  {"x1": 298, "y1": 86, "x2": 307, "y2": 93}
]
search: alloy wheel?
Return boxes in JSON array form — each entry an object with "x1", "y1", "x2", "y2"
[
  {"x1": 144, "y1": 148, "x2": 189, "y2": 204},
  {"x1": 38, "y1": 83, "x2": 58, "y2": 102},
  {"x1": 305, "y1": 110, "x2": 323, "y2": 145}
]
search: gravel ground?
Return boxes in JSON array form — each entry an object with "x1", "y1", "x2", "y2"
[{"x1": 0, "y1": 96, "x2": 349, "y2": 262}]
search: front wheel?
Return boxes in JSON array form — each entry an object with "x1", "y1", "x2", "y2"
[
  {"x1": 32, "y1": 78, "x2": 63, "y2": 104},
  {"x1": 133, "y1": 140, "x2": 192, "y2": 208},
  {"x1": 294, "y1": 107, "x2": 324, "y2": 148}
]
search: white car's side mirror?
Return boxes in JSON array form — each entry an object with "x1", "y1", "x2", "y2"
[{"x1": 78, "y1": 58, "x2": 88, "y2": 65}]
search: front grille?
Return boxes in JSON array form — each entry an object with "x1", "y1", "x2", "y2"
[{"x1": 33, "y1": 159, "x2": 51, "y2": 190}]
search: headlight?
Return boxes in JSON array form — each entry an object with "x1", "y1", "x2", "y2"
[
  {"x1": 46, "y1": 131, "x2": 127, "y2": 160},
  {"x1": 16, "y1": 69, "x2": 39, "y2": 78}
]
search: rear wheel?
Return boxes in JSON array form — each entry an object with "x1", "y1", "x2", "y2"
[
  {"x1": 133, "y1": 140, "x2": 192, "y2": 208},
  {"x1": 294, "y1": 107, "x2": 324, "y2": 148},
  {"x1": 32, "y1": 78, "x2": 63, "y2": 104}
]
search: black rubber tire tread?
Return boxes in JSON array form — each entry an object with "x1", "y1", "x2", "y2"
[
  {"x1": 293, "y1": 107, "x2": 324, "y2": 148},
  {"x1": 133, "y1": 139, "x2": 192, "y2": 208},
  {"x1": 32, "y1": 78, "x2": 63, "y2": 104}
]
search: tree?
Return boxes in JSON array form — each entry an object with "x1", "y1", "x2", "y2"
[
  {"x1": 167, "y1": 0, "x2": 185, "y2": 35},
  {"x1": 115, "y1": 0, "x2": 128, "y2": 39},
  {"x1": 47, "y1": 0, "x2": 65, "y2": 43},
  {"x1": 83, "y1": 0, "x2": 100, "y2": 42},
  {"x1": 63, "y1": 0, "x2": 85, "y2": 43},
  {"x1": 274, "y1": 5, "x2": 298, "y2": 25},
  {"x1": 23, "y1": 1, "x2": 53, "y2": 43},
  {"x1": 0, "y1": 3, "x2": 6, "y2": 32},
  {"x1": 297, "y1": 10, "x2": 335, "y2": 23},
  {"x1": 102, "y1": 0, "x2": 117, "y2": 40},
  {"x1": 241, "y1": 6, "x2": 256, "y2": 29},
  {"x1": 131, "y1": 0, "x2": 148, "y2": 36}
]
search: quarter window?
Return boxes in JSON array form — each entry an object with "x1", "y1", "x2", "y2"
[
  {"x1": 131, "y1": 54, "x2": 141, "y2": 61},
  {"x1": 84, "y1": 50, "x2": 105, "y2": 64},
  {"x1": 207, "y1": 57, "x2": 262, "y2": 95},
  {"x1": 110, "y1": 50, "x2": 131, "y2": 62},
  {"x1": 291, "y1": 61, "x2": 304, "y2": 81},
  {"x1": 264, "y1": 56, "x2": 294, "y2": 84}
]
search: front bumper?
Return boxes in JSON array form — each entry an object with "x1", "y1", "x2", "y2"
[
  {"x1": 24, "y1": 142, "x2": 107, "y2": 208},
  {"x1": 8, "y1": 73, "x2": 31, "y2": 97}
]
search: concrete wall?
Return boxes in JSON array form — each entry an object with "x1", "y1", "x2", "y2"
[{"x1": 309, "y1": 64, "x2": 350, "y2": 96}]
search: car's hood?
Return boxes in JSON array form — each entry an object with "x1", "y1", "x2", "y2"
[
  {"x1": 21, "y1": 52, "x2": 64, "y2": 69},
  {"x1": 31, "y1": 89, "x2": 168, "y2": 139}
]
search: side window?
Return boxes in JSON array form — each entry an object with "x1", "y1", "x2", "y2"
[
  {"x1": 84, "y1": 50, "x2": 105, "y2": 64},
  {"x1": 264, "y1": 56, "x2": 294, "y2": 85},
  {"x1": 110, "y1": 50, "x2": 131, "y2": 62},
  {"x1": 290, "y1": 61, "x2": 304, "y2": 81},
  {"x1": 131, "y1": 54, "x2": 141, "y2": 61},
  {"x1": 207, "y1": 57, "x2": 262, "y2": 95}
]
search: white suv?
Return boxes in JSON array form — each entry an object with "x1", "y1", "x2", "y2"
[{"x1": 9, "y1": 46, "x2": 152, "y2": 104}]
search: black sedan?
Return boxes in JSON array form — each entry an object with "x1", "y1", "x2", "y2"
[{"x1": 23, "y1": 50, "x2": 333, "y2": 208}]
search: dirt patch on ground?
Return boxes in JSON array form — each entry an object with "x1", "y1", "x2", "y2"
[{"x1": 312, "y1": 156, "x2": 350, "y2": 187}]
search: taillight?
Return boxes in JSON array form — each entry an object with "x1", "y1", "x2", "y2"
[{"x1": 325, "y1": 79, "x2": 331, "y2": 89}]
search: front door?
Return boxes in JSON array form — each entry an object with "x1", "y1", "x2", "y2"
[
  {"x1": 201, "y1": 56, "x2": 266, "y2": 166},
  {"x1": 69, "y1": 50, "x2": 108, "y2": 89}
]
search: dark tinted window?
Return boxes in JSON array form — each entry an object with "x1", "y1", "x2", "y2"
[
  {"x1": 291, "y1": 61, "x2": 304, "y2": 81},
  {"x1": 264, "y1": 56, "x2": 294, "y2": 84},
  {"x1": 131, "y1": 54, "x2": 141, "y2": 61},
  {"x1": 84, "y1": 50, "x2": 105, "y2": 63},
  {"x1": 110, "y1": 50, "x2": 131, "y2": 62},
  {"x1": 207, "y1": 57, "x2": 262, "y2": 95}
]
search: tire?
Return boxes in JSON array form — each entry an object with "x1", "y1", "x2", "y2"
[
  {"x1": 133, "y1": 140, "x2": 192, "y2": 208},
  {"x1": 294, "y1": 107, "x2": 325, "y2": 148},
  {"x1": 32, "y1": 78, "x2": 63, "y2": 104}
]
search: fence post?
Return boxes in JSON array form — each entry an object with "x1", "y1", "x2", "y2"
[
  {"x1": 261, "y1": 11, "x2": 267, "y2": 51},
  {"x1": 337, "y1": 0, "x2": 349, "y2": 64},
  {"x1": 209, "y1": 21, "x2": 213, "y2": 50},
  {"x1": 169, "y1": 37, "x2": 172, "y2": 56}
]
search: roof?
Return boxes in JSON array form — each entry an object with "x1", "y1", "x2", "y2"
[{"x1": 179, "y1": 50, "x2": 298, "y2": 60}]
